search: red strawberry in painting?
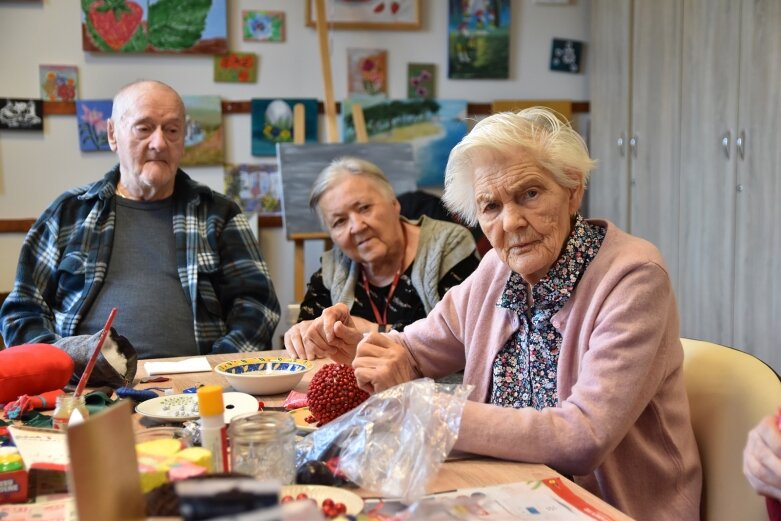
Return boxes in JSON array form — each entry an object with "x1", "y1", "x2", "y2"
[{"x1": 88, "y1": 0, "x2": 143, "y2": 51}]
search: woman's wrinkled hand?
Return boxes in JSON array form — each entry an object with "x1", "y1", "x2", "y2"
[
  {"x1": 353, "y1": 332, "x2": 418, "y2": 394},
  {"x1": 285, "y1": 304, "x2": 363, "y2": 365},
  {"x1": 744, "y1": 414, "x2": 781, "y2": 500}
]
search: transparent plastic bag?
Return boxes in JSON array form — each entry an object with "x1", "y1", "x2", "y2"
[{"x1": 296, "y1": 378, "x2": 473, "y2": 504}]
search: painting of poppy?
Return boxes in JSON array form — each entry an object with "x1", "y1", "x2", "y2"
[
  {"x1": 347, "y1": 48, "x2": 387, "y2": 96},
  {"x1": 214, "y1": 52, "x2": 257, "y2": 83},
  {"x1": 39, "y1": 65, "x2": 78, "y2": 102},
  {"x1": 81, "y1": 0, "x2": 227, "y2": 54},
  {"x1": 180, "y1": 96, "x2": 224, "y2": 166},
  {"x1": 250, "y1": 98, "x2": 318, "y2": 157},
  {"x1": 448, "y1": 0, "x2": 511, "y2": 79},
  {"x1": 76, "y1": 100, "x2": 112, "y2": 151},
  {"x1": 242, "y1": 10, "x2": 285, "y2": 42}
]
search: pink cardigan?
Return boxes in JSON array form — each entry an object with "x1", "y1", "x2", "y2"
[{"x1": 391, "y1": 220, "x2": 702, "y2": 520}]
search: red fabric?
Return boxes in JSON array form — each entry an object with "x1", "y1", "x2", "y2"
[
  {"x1": 0, "y1": 344, "x2": 74, "y2": 403},
  {"x1": 768, "y1": 497, "x2": 781, "y2": 521}
]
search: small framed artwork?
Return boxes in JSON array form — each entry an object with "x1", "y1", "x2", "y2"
[
  {"x1": 39, "y1": 65, "x2": 78, "y2": 102},
  {"x1": 550, "y1": 38, "x2": 583, "y2": 73},
  {"x1": 214, "y1": 52, "x2": 258, "y2": 83},
  {"x1": 407, "y1": 63, "x2": 436, "y2": 99},
  {"x1": 305, "y1": 0, "x2": 420, "y2": 30},
  {"x1": 180, "y1": 96, "x2": 224, "y2": 166},
  {"x1": 250, "y1": 98, "x2": 319, "y2": 157},
  {"x1": 243, "y1": 10, "x2": 285, "y2": 42},
  {"x1": 0, "y1": 98, "x2": 43, "y2": 131},
  {"x1": 224, "y1": 163, "x2": 282, "y2": 216},
  {"x1": 76, "y1": 99, "x2": 112, "y2": 151},
  {"x1": 347, "y1": 48, "x2": 388, "y2": 96}
]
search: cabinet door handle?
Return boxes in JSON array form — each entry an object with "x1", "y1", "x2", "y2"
[
  {"x1": 629, "y1": 135, "x2": 638, "y2": 158},
  {"x1": 736, "y1": 130, "x2": 745, "y2": 160},
  {"x1": 721, "y1": 131, "x2": 731, "y2": 159},
  {"x1": 617, "y1": 133, "x2": 626, "y2": 157}
]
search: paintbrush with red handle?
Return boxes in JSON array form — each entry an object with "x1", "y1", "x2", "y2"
[{"x1": 73, "y1": 307, "x2": 117, "y2": 398}]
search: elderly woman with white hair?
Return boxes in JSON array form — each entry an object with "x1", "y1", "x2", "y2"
[
  {"x1": 284, "y1": 156, "x2": 479, "y2": 359},
  {"x1": 299, "y1": 108, "x2": 702, "y2": 519}
]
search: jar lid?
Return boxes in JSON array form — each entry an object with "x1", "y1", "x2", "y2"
[{"x1": 196, "y1": 385, "x2": 224, "y2": 416}]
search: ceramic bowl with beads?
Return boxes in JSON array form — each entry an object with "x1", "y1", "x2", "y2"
[{"x1": 214, "y1": 357, "x2": 313, "y2": 396}]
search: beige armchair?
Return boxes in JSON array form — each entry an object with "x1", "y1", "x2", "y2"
[{"x1": 681, "y1": 338, "x2": 781, "y2": 521}]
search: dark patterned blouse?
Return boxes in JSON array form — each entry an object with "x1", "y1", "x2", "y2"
[
  {"x1": 491, "y1": 215, "x2": 606, "y2": 410},
  {"x1": 298, "y1": 255, "x2": 479, "y2": 331}
]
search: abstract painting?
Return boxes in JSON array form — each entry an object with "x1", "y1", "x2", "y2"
[
  {"x1": 214, "y1": 52, "x2": 257, "y2": 83},
  {"x1": 81, "y1": 0, "x2": 227, "y2": 54},
  {"x1": 76, "y1": 99, "x2": 112, "y2": 151},
  {"x1": 39, "y1": 65, "x2": 78, "y2": 102},
  {"x1": 448, "y1": 0, "x2": 511, "y2": 79},
  {"x1": 250, "y1": 98, "x2": 318, "y2": 157},
  {"x1": 0, "y1": 99, "x2": 43, "y2": 131},
  {"x1": 180, "y1": 96, "x2": 224, "y2": 166},
  {"x1": 277, "y1": 142, "x2": 418, "y2": 237},
  {"x1": 347, "y1": 48, "x2": 387, "y2": 96},
  {"x1": 224, "y1": 162, "x2": 282, "y2": 216},
  {"x1": 342, "y1": 97, "x2": 468, "y2": 187},
  {"x1": 550, "y1": 38, "x2": 583, "y2": 73},
  {"x1": 407, "y1": 63, "x2": 436, "y2": 99},
  {"x1": 305, "y1": 0, "x2": 421, "y2": 30},
  {"x1": 242, "y1": 10, "x2": 285, "y2": 42}
]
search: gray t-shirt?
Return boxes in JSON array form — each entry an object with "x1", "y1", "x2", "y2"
[{"x1": 77, "y1": 196, "x2": 197, "y2": 358}]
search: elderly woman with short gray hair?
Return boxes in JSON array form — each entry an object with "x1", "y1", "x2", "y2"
[
  {"x1": 284, "y1": 156, "x2": 479, "y2": 360},
  {"x1": 301, "y1": 109, "x2": 702, "y2": 520}
]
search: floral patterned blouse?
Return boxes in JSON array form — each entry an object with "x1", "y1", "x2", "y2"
[{"x1": 490, "y1": 215, "x2": 606, "y2": 410}]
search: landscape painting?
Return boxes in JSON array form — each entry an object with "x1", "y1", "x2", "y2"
[
  {"x1": 224, "y1": 162, "x2": 282, "y2": 216},
  {"x1": 180, "y1": 95, "x2": 224, "y2": 166},
  {"x1": 76, "y1": 99, "x2": 112, "y2": 151},
  {"x1": 81, "y1": 0, "x2": 227, "y2": 54},
  {"x1": 341, "y1": 97, "x2": 468, "y2": 187},
  {"x1": 448, "y1": 0, "x2": 511, "y2": 79},
  {"x1": 277, "y1": 143, "x2": 418, "y2": 237}
]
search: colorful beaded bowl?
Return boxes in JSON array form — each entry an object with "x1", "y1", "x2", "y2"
[{"x1": 214, "y1": 357, "x2": 313, "y2": 396}]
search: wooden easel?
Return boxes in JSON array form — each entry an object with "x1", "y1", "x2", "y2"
[{"x1": 289, "y1": 0, "x2": 369, "y2": 302}]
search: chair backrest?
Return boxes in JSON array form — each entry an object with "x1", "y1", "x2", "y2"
[{"x1": 681, "y1": 338, "x2": 781, "y2": 521}]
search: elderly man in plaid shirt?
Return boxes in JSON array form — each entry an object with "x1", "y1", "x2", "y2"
[{"x1": 0, "y1": 80, "x2": 280, "y2": 384}]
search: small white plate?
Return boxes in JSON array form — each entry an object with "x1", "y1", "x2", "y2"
[
  {"x1": 289, "y1": 407, "x2": 317, "y2": 433},
  {"x1": 136, "y1": 394, "x2": 199, "y2": 422},
  {"x1": 281, "y1": 485, "x2": 364, "y2": 515}
]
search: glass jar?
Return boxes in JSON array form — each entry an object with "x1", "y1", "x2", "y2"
[
  {"x1": 52, "y1": 394, "x2": 89, "y2": 432},
  {"x1": 228, "y1": 412, "x2": 296, "y2": 484}
]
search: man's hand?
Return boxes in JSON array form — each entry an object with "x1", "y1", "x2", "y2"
[
  {"x1": 284, "y1": 320, "x2": 318, "y2": 360},
  {"x1": 353, "y1": 332, "x2": 418, "y2": 394},
  {"x1": 285, "y1": 304, "x2": 363, "y2": 365}
]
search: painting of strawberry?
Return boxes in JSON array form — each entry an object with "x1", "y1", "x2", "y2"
[{"x1": 88, "y1": 0, "x2": 143, "y2": 51}]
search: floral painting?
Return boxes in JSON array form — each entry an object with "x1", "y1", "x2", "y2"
[
  {"x1": 0, "y1": 98, "x2": 43, "y2": 132},
  {"x1": 342, "y1": 96, "x2": 468, "y2": 187},
  {"x1": 224, "y1": 162, "x2": 282, "y2": 216},
  {"x1": 448, "y1": 0, "x2": 511, "y2": 79},
  {"x1": 250, "y1": 98, "x2": 318, "y2": 157},
  {"x1": 76, "y1": 100, "x2": 112, "y2": 151},
  {"x1": 180, "y1": 95, "x2": 224, "y2": 166},
  {"x1": 305, "y1": 0, "x2": 421, "y2": 30},
  {"x1": 242, "y1": 10, "x2": 285, "y2": 42},
  {"x1": 39, "y1": 65, "x2": 78, "y2": 102},
  {"x1": 407, "y1": 63, "x2": 436, "y2": 99},
  {"x1": 214, "y1": 52, "x2": 257, "y2": 83},
  {"x1": 81, "y1": 0, "x2": 227, "y2": 54},
  {"x1": 347, "y1": 48, "x2": 387, "y2": 96}
]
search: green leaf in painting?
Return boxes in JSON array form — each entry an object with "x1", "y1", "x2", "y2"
[{"x1": 148, "y1": 0, "x2": 213, "y2": 51}]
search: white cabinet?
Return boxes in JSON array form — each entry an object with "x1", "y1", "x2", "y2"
[
  {"x1": 589, "y1": 0, "x2": 682, "y2": 287},
  {"x1": 591, "y1": 0, "x2": 781, "y2": 372}
]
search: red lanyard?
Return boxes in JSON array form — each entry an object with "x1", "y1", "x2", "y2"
[{"x1": 361, "y1": 268, "x2": 401, "y2": 327}]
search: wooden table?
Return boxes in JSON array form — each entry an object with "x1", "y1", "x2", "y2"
[{"x1": 136, "y1": 351, "x2": 634, "y2": 520}]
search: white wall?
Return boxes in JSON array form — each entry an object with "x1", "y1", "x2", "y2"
[{"x1": 0, "y1": 0, "x2": 590, "y2": 347}]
